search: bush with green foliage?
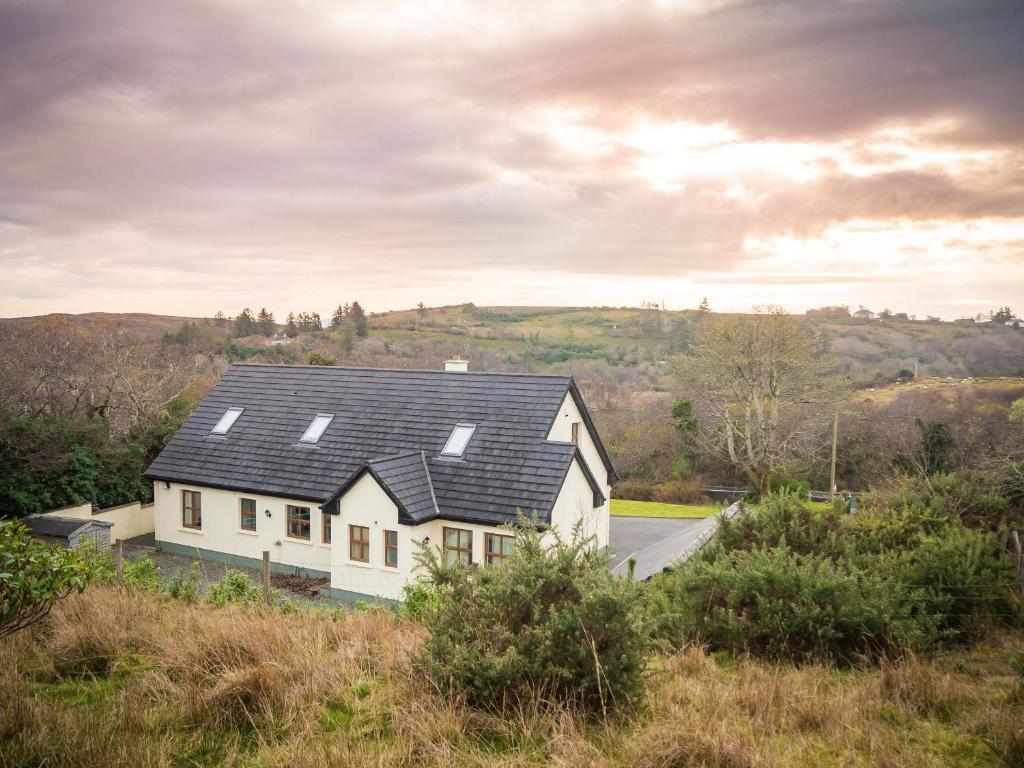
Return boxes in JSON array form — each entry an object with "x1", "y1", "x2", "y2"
[
  {"x1": 658, "y1": 544, "x2": 938, "y2": 662},
  {"x1": 0, "y1": 523, "x2": 103, "y2": 639},
  {"x1": 167, "y1": 561, "x2": 201, "y2": 603},
  {"x1": 866, "y1": 472, "x2": 1012, "y2": 530},
  {"x1": 415, "y1": 521, "x2": 650, "y2": 715},
  {"x1": 206, "y1": 570, "x2": 263, "y2": 607},
  {"x1": 122, "y1": 555, "x2": 165, "y2": 592},
  {"x1": 713, "y1": 491, "x2": 844, "y2": 558},
  {"x1": 653, "y1": 492, "x2": 1020, "y2": 663}
]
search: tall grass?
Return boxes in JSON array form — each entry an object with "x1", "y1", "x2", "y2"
[{"x1": 1, "y1": 586, "x2": 1022, "y2": 767}]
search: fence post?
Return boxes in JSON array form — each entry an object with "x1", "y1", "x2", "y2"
[
  {"x1": 115, "y1": 540, "x2": 124, "y2": 588},
  {"x1": 262, "y1": 551, "x2": 271, "y2": 606},
  {"x1": 1010, "y1": 531, "x2": 1023, "y2": 591}
]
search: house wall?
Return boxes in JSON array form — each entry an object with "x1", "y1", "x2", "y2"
[
  {"x1": 329, "y1": 473, "x2": 412, "y2": 601},
  {"x1": 549, "y1": 458, "x2": 609, "y2": 548},
  {"x1": 546, "y1": 392, "x2": 612, "y2": 546},
  {"x1": 42, "y1": 501, "x2": 154, "y2": 543},
  {"x1": 153, "y1": 482, "x2": 331, "y2": 578}
]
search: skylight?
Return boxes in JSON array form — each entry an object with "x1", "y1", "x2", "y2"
[
  {"x1": 211, "y1": 407, "x2": 243, "y2": 435},
  {"x1": 441, "y1": 423, "x2": 476, "y2": 457},
  {"x1": 299, "y1": 413, "x2": 334, "y2": 444}
]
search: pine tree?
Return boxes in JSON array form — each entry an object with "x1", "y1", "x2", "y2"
[
  {"x1": 311, "y1": 312, "x2": 323, "y2": 331},
  {"x1": 339, "y1": 324, "x2": 355, "y2": 354},
  {"x1": 697, "y1": 297, "x2": 711, "y2": 314},
  {"x1": 350, "y1": 301, "x2": 368, "y2": 338},
  {"x1": 330, "y1": 304, "x2": 347, "y2": 329},
  {"x1": 233, "y1": 308, "x2": 257, "y2": 337},
  {"x1": 284, "y1": 312, "x2": 299, "y2": 338},
  {"x1": 257, "y1": 308, "x2": 276, "y2": 336}
]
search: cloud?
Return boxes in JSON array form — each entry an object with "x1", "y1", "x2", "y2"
[{"x1": 0, "y1": 0, "x2": 1021, "y2": 319}]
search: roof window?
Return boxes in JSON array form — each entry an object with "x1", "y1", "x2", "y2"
[
  {"x1": 299, "y1": 413, "x2": 334, "y2": 444},
  {"x1": 441, "y1": 423, "x2": 476, "y2": 457},
  {"x1": 211, "y1": 407, "x2": 243, "y2": 435}
]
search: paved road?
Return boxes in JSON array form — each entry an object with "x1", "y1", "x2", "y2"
[{"x1": 608, "y1": 515, "x2": 704, "y2": 570}]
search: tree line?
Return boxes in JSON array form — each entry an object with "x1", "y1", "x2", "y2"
[{"x1": 222, "y1": 301, "x2": 370, "y2": 339}]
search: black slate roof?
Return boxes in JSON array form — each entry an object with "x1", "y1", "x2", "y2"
[{"x1": 146, "y1": 364, "x2": 615, "y2": 526}]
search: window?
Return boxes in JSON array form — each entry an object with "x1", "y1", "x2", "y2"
[
  {"x1": 182, "y1": 490, "x2": 202, "y2": 530},
  {"x1": 211, "y1": 407, "x2": 243, "y2": 435},
  {"x1": 322, "y1": 513, "x2": 332, "y2": 544},
  {"x1": 485, "y1": 533, "x2": 515, "y2": 565},
  {"x1": 349, "y1": 525, "x2": 369, "y2": 562},
  {"x1": 441, "y1": 423, "x2": 476, "y2": 457},
  {"x1": 299, "y1": 413, "x2": 334, "y2": 444},
  {"x1": 443, "y1": 526, "x2": 473, "y2": 566},
  {"x1": 384, "y1": 530, "x2": 398, "y2": 567},
  {"x1": 240, "y1": 498, "x2": 256, "y2": 532},
  {"x1": 571, "y1": 422, "x2": 581, "y2": 444},
  {"x1": 286, "y1": 505, "x2": 311, "y2": 540}
]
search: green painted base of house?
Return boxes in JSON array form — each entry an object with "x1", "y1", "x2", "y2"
[
  {"x1": 317, "y1": 586, "x2": 399, "y2": 607},
  {"x1": 154, "y1": 540, "x2": 330, "y2": 580}
]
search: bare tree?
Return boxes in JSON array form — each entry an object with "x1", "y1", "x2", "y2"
[{"x1": 675, "y1": 306, "x2": 844, "y2": 495}]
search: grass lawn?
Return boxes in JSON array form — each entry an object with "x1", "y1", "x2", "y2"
[{"x1": 610, "y1": 498, "x2": 718, "y2": 518}]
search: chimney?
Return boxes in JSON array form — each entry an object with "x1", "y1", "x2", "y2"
[{"x1": 444, "y1": 356, "x2": 469, "y2": 373}]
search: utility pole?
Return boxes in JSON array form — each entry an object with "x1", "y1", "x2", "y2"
[{"x1": 829, "y1": 410, "x2": 839, "y2": 500}]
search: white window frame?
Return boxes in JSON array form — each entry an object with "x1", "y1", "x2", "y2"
[
  {"x1": 299, "y1": 413, "x2": 334, "y2": 444},
  {"x1": 441, "y1": 423, "x2": 476, "y2": 457},
  {"x1": 211, "y1": 407, "x2": 244, "y2": 435}
]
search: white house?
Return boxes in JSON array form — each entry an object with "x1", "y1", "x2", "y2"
[{"x1": 145, "y1": 361, "x2": 616, "y2": 602}]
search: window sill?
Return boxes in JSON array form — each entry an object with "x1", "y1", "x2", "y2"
[
  {"x1": 178, "y1": 527, "x2": 203, "y2": 535},
  {"x1": 237, "y1": 529, "x2": 258, "y2": 536},
  {"x1": 318, "y1": 542, "x2": 332, "y2": 549},
  {"x1": 284, "y1": 536, "x2": 314, "y2": 546},
  {"x1": 346, "y1": 559, "x2": 373, "y2": 569}
]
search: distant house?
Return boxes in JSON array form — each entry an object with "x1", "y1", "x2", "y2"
[
  {"x1": 146, "y1": 361, "x2": 616, "y2": 602},
  {"x1": 21, "y1": 514, "x2": 113, "y2": 550},
  {"x1": 853, "y1": 308, "x2": 874, "y2": 320}
]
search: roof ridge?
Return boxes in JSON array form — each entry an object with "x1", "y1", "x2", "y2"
[{"x1": 229, "y1": 362, "x2": 571, "y2": 379}]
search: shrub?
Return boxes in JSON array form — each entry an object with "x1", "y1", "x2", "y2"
[
  {"x1": 866, "y1": 472, "x2": 1012, "y2": 530},
  {"x1": 650, "y1": 477, "x2": 707, "y2": 504},
  {"x1": 876, "y1": 526, "x2": 1019, "y2": 641},
  {"x1": 612, "y1": 478, "x2": 655, "y2": 501},
  {"x1": 654, "y1": 545, "x2": 938, "y2": 663},
  {"x1": 206, "y1": 570, "x2": 263, "y2": 607},
  {"x1": 712, "y1": 491, "x2": 844, "y2": 559},
  {"x1": 122, "y1": 555, "x2": 164, "y2": 592},
  {"x1": 0, "y1": 523, "x2": 102, "y2": 640},
  {"x1": 415, "y1": 521, "x2": 650, "y2": 715},
  {"x1": 167, "y1": 561, "x2": 200, "y2": 603}
]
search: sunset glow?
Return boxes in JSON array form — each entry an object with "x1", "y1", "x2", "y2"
[{"x1": 1, "y1": 0, "x2": 1021, "y2": 318}]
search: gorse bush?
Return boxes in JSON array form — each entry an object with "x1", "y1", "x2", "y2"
[
  {"x1": 206, "y1": 570, "x2": 263, "y2": 607},
  {"x1": 653, "y1": 492, "x2": 1020, "y2": 663},
  {"x1": 865, "y1": 472, "x2": 1013, "y2": 530},
  {"x1": 659, "y1": 545, "x2": 939, "y2": 662},
  {"x1": 713, "y1": 490, "x2": 844, "y2": 558},
  {"x1": 415, "y1": 520, "x2": 650, "y2": 716},
  {"x1": 122, "y1": 555, "x2": 164, "y2": 592}
]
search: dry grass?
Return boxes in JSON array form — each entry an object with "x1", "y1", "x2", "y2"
[{"x1": 1, "y1": 586, "x2": 1022, "y2": 767}]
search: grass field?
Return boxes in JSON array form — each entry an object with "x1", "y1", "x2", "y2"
[
  {"x1": 4, "y1": 586, "x2": 1022, "y2": 767},
  {"x1": 610, "y1": 499, "x2": 718, "y2": 518}
]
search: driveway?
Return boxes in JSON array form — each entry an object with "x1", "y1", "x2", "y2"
[{"x1": 608, "y1": 516, "x2": 704, "y2": 571}]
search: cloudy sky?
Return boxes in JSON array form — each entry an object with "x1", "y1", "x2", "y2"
[{"x1": 1, "y1": 0, "x2": 1022, "y2": 319}]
